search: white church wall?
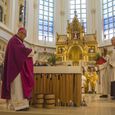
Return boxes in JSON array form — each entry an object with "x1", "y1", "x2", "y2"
[
  {"x1": 54, "y1": 0, "x2": 69, "y2": 35},
  {"x1": 0, "y1": 24, "x2": 10, "y2": 63},
  {"x1": 54, "y1": 0, "x2": 102, "y2": 46},
  {"x1": 55, "y1": 0, "x2": 98, "y2": 36},
  {"x1": 95, "y1": 0, "x2": 102, "y2": 47},
  {"x1": 7, "y1": 0, "x2": 19, "y2": 33},
  {"x1": 0, "y1": 23, "x2": 13, "y2": 41},
  {"x1": 0, "y1": 0, "x2": 8, "y2": 26},
  {"x1": 25, "y1": 0, "x2": 34, "y2": 44},
  {"x1": 0, "y1": 0, "x2": 113, "y2": 54},
  {"x1": 32, "y1": 0, "x2": 39, "y2": 45},
  {"x1": 24, "y1": 41, "x2": 55, "y2": 64},
  {"x1": 95, "y1": 0, "x2": 112, "y2": 47},
  {"x1": 86, "y1": 0, "x2": 103, "y2": 41},
  {"x1": 87, "y1": 0, "x2": 96, "y2": 34},
  {"x1": 30, "y1": 0, "x2": 56, "y2": 47},
  {"x1": 26, "y1": 0, "x2": 111, "y2": 48},
  {"x1": 0, "y1": 23, "x2": 55, "y2": 64},
  {"x1": 0, "y1": 0, "x2": 57, "y2": 64}
]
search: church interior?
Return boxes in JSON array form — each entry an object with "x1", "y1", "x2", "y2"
[{"x1": 0, "y1": 0, "x2": 115, "y2": 115}]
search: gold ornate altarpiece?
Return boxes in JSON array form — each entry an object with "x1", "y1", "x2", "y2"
[{"x1": 56, "y1": 15, "x2": 98, "y2": 65}]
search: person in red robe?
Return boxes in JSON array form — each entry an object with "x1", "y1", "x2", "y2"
[{"x1": 1, "y1": 27, "x2": 34, "y2": 111}]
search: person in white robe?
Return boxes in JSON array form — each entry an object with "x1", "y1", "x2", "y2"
[
  {"x1": 97, "y1": 48, "x2": 110, "y2": 98},
  {"x1": 109, "y1": 37, "x2": 115, "y2": 98},
  {"x1": 109, "y1": 37, "x2": 115, "y2": 81}
]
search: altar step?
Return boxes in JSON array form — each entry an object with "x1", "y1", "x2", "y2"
[
  {"x1": 0, "y1": 103, "x2": 63, "y2": 115},
  {"x1": 1, "y1": 94, "x2": 115, "y2": 115},
  {"x1": 0, "y1": 110, "x2": 63, "y2": 115}
]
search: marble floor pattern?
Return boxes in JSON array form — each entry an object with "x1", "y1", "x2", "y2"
[{"x1": 0, "y1": 94, "x2": 115, "y2": 115}]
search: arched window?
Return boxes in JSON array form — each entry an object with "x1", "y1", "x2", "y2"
[
  {"x1": 102, "y1": 0, "x2": 115, "y2": 40},
  {"x1": 38, "y1": 0, "x2": 54, "y2": 43},
  {"x1": 0, "y1": 6, "x2": 3, "y2": 22},
  {"x1": 69, "y1": 0, "x2": 87, "y2": 32}
]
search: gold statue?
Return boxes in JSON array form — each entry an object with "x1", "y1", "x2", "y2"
[{"x1": 84, "y1": 67, "x2": 98, "y2": 93}]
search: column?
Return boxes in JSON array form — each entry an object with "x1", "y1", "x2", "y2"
[
  {"x1": 87, "y1": 0, "x2": 96, "y2": 34},
  {"x1": 95, "y1": 0, "x2": 103, "y2": 46},
  {"x1": 7, "y1": 0, "x2": 20, "y2": 33},
  {"x1": 25, "y1": 0, "x2": 34, "y2": 43},
  {"x1": 54, "y1": 0, "x2": 69, "y2": 35},
  {"x1": 32, "y1": 0, "x2": 39, "y2": 45}
]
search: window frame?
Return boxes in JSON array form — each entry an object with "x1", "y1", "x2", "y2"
[{"x1": 102, "y1": 0, "x2": 115, "y2": 41}]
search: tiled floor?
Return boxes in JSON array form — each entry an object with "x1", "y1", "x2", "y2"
[{"x1": 0, "y1": 94, "x2": 115, "y2": 115}]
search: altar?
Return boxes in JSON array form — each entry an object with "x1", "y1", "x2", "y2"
[{"x1": 33, "y1": 66, "x2": 82, "y2": 107}]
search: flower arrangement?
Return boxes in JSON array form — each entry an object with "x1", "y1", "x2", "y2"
[{"x1": 47, "y1": 54, "x2": 57, "y2": 66}]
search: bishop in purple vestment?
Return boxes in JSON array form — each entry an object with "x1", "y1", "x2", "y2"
[{"x1": 1, "y1": 28, "x2": 34, "y2": 103}]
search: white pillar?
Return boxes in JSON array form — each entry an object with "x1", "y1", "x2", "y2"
[
  {"x1": 4, "y1": 0, "x2": 17, "y2": 32},
  {"x1": 87, "y1": 0, "x2": 96, "y2": 34},
  {"x1": 32, "y1": 0, "x2": 39, "y2": 45},
  {"x1": 54, "y1": 0, "x2": 62, "y2": 34},
  {"x1": 25, "y1": 0, "x2": 34, "y2": 43},
  {"x1": 54, "y1": 0, "x2": 68, "y2": 35},
  {"x1": 87, "y1": 0, "x2": 103, "y2": 46},
  {"x1": 95, "y1": 0, "x2": 103, "y2": 46},
  {"x1": 8, "y1": 0, "x2": 20, "y2": 33}
]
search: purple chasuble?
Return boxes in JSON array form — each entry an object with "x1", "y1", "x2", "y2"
[
  {"x1": 20, "y1": 57, "x2": 34, "y2": 99},
  {"x1": 1, "y1": 35, "x2": 34, "y2": 99}
]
